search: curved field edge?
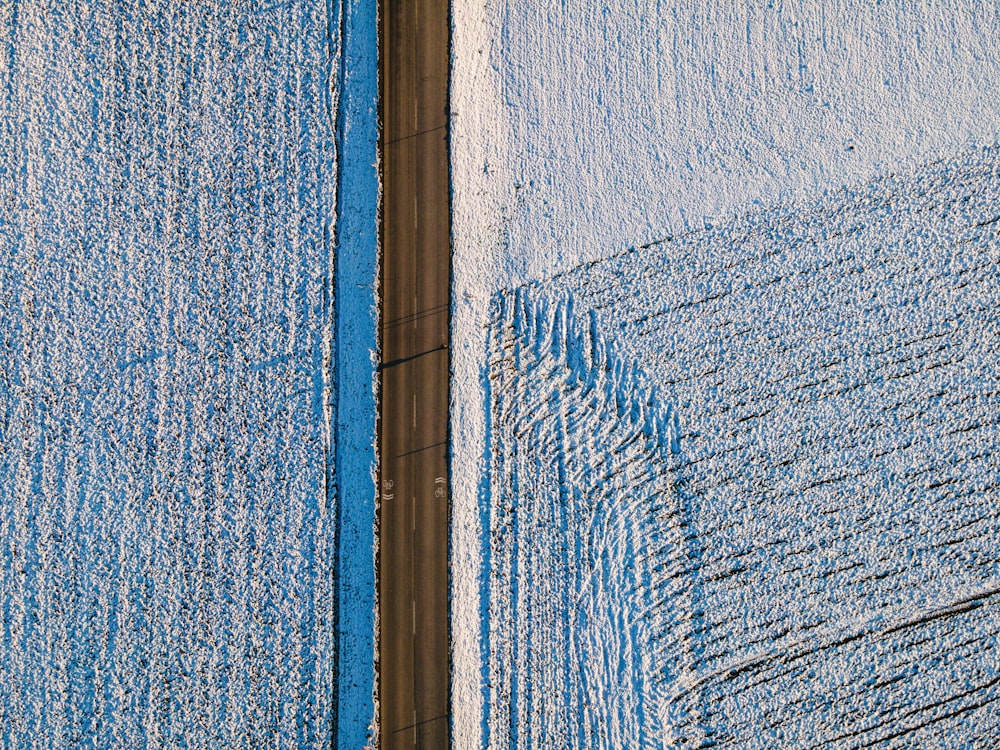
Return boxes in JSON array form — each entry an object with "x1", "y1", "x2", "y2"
[
  {"x1": 475, "y1": 146, "x2": 1000, "y2": 748},
  {"x1": 481, "y1": 289, "x2": 699, "y2": 748}
]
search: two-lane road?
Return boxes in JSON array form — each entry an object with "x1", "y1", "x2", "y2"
[{"x1": 378, "y1": 1, "x2": 450, "y2": 747}]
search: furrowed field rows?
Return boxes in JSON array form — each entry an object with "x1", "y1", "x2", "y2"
[
  {"x1": 0, "y1": 3, "x2": 356, "y2": 747},
  {"x1": 482, "y1": 147, "x2": 1000, "y2": 748}
]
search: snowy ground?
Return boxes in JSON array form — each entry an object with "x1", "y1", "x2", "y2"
[
  {"x1": 452, "y1": 2, "x2": 1000, "y2": 747},
  {"x1": 0, "y1": 2, "x2": 377, "y2": 747},
  {"x1": 483, "y1": 149, "x2": 1000, "y2": 747}
]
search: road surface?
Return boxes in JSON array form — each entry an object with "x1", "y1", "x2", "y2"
[{"x1": 378, "y1": 0, "x2": 450, "y2": 747}]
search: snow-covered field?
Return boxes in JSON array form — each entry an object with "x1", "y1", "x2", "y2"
[
  {"x1": 452, "y1": 2, "x2": 1000, "y2": 747},
  {"x1": 483, "y1": 149, "x2": 1000, "y2": 747},
  {"x1": 6, "y1": 1, "x2": 1000, "y2": 746},
  {"x1": 0, "y1": 2, "x2": 377, "y2": 747}
]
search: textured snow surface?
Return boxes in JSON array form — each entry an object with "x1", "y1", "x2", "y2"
[
  {"x1": 451, "y1": 3, "x2": 1000, "y2": 746},
  {"x1": 0, "y1": 2, "x2": 377, "y2": 747},
  {"x1": 484, "y1": 295, "x2": 683, "y2": 747},
  {"x1": 480, "y1": 149, "x2": 1000, "y2": 747},
  {"x1": 452, "y1": 2, "x2": 1000, "y2": 289}
]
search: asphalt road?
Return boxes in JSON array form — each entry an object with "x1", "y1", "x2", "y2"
[{"x1": 378, "y1": 0, "x2": 450, "y2": 747}]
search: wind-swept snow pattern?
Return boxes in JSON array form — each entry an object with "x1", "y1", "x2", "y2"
[
  {"x1": 482, "y1": 147, "x2": 1000, "y2": 748},
  {"x1": 0, "y1": 2, "x2": 377, "y2": 748},
  {"x1": 484, "y1": 292, "x2": 689, "y2": 748}
]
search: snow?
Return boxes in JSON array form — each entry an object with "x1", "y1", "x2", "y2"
[
  {"x1": 451, "y1": 2, "x2": 1000, "y2": 746},
  {"x1": 483, "y1": 293, "x2": 681, "y2": 747},
  {"x1": 0, "y1": 1, "x2": 378, "y2": 747},
  {"x1": 332, "y1": 0, "x2": 380, "y2": 747},
  {"x1": 481, "y1": 149, "x2": 1000, "y2": 747}
]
